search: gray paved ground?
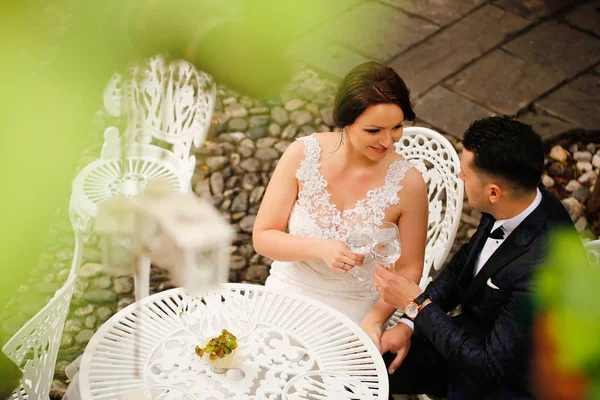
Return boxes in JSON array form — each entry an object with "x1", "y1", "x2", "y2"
[{"x1": 288, "y1": 0, "x2": 600, "y2": 139}]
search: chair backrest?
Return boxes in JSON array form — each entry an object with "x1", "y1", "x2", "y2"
[
  {"x1": 129, "y1": 56, "x2": 216, "y2": 149},
  {"x1": 585, "y1": 239, "x2": 600, "y2": 265},
  {"x1": 394, "y1": 127, "x2": 464, "y2": 289},
  {"x1": 2, "y1": 275, "x2": 77, "y2": 400},
  {"x1": 101, "y1": 56, "x2": 216, "y2": 183}
]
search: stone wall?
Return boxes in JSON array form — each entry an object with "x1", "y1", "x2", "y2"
[
  {"x1": 543, "y1": 138, "x2": 600, "y2": 237},
  {"x1": 191, "y1": 70, "x2": 340, "y2": 284}
]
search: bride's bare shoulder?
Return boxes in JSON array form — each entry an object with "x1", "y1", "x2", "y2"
[{"x1": 312, "y1": 131, "x2": 341, "y2": 152}]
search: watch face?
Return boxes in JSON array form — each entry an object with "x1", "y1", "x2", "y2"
[{"x1": 405, "y1": 302, "x2": 419, "y2": 319}]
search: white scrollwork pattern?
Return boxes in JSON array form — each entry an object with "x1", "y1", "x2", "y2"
[
  {"x1": 103, "y1": 72, "x2": 125, "y2": 117},
  {"x1": 79, "y1": 285, "x2": 388, "y2": 399},
  {"x1": 394, "y1": 128, "x2": 464, "y2": 288},
  {"x1": 146, "y1": 326, "x2": 315, "y2": 399},
  {"x1": 2, "y1": 275, "x2": 77, "y2": 400},
  {"x1": 69, "y1": 205, "x2": 93, "y2": 237},
  {"x1": 178, "y1": 291, "x2": 258, "y2": 340},
  {"x1": 71, "y1": 54, "x2": 215, "y2": 233},
  {"x1": 129, "y1": 57, "x2": 215, "y2": 156},
  {"x1": 143, "y1": 385, "x2": 197, "y2": 400},
  {"x1": 282, "y1": 371, "x2": 374, "y2": 400},
  {"x1": 585, "y1": 240, "x2": 600, "y2": 266}
]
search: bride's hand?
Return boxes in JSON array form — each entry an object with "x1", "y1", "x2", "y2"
[
  {"x1": 317, "y1": 240, "x2": 364, "y2": 273},
  {"x1": 359, "y1": 320, "x2": 383, "y2": 353}
]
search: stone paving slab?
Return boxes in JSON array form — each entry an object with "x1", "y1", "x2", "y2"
[
  {"x1": 536, "y1": 73, "x2": 600, "y2": 130},
  {"x1": 445, "y1": 49, "x2": 564, "y2": 115},
  {"x1": 502, "y1": 21, "x2": 600, "y2": 80},
  {"x1": 414, "y1": 86, "x2": 494, "y2": 138},
  {"x1": 405, "y1": 119, "x2": 458, "y2": 143},
  {"x1": 319, "y1": 1, "x2": 439, "y2": 62},
  {"x1": 493, "y1": 0, "x2": 578, "y2": 20},
  {"x1": 289, "y1": 34, "x2": 371, "y2": 80},
  {"x1": 390, "y1": 4, "x2": 529, "y2": 98},
  {"x1": 517, "y1": 106, "x2": 577, "y2": 140},
  {"x1": 566, "y1": 0, "x2": 600, "y2": 37},
  {"x1": 380, "y1": 0, "x2": 485, "y2": 25},
  {"x1": 292, "y1": 0, "x2": 364, "y2": 35}
]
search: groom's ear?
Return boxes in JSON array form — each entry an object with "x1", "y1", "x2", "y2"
[{"x1": 488, "y1": 183, "x2": 503, "y2": 204}]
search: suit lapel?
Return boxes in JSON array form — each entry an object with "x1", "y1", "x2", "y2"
[
  {"x1": 457, "y1": 214, "x2": 495, "y2": 298},
  {"x1": 463, "y1": 233, "x2": 527, "y2": 300},
  {"x1": 462, "y1": 193, "x2": 549, "y2": 302}
]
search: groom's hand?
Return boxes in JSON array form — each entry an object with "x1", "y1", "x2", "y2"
[
  {"x1": 381, "y1": 323, "x2": 412, "y2": 375},
  {"x1": 374, "y1": 264, "x2": 422, "y2": 309}
]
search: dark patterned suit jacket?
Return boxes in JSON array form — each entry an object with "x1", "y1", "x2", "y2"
[{"x1": 414, "y1": 189, "x2": 577, "y2": 399}]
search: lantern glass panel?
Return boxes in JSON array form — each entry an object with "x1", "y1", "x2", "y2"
[
  {"x1": 179, "y1": 246, "x2": 228, "y2": 295},
  {"x1": 100, "y1": 234, "x2": 135, "y2": 275}
]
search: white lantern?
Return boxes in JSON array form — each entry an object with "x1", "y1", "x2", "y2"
[
  {"x1": 95, "y1": 196, "x2": 137, "y2": 276},
  {"x1": 95, "y1": 180, "x2": 234, "y2": 297}
]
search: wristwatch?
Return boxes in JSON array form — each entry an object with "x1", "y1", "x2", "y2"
[{"x1": 403, "y1": 293, "x2": 431, "y2": 320}]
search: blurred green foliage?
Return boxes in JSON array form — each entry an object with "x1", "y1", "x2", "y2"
[
  {"x1": 535, "y1": 229, "x2": 600, "y2": 399},
  {"x1": 0, "y1": 0, "x2": 361, "y2": 384},
  {"x1": 0, "y1": 0, "x2": 339, "y2": 311}
]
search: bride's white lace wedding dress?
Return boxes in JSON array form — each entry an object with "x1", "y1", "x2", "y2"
[{"x1": 265, "y1": 134, "x2": 414, "y2": 324}]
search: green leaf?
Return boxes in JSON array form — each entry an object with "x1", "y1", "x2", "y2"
[{"x1": 534, "y1": 228, "x2": 600, "y2": 379}]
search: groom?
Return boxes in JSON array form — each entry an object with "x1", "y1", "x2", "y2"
[{"x1": 373, "y1": 116, "x2": 578, "y2": 399}]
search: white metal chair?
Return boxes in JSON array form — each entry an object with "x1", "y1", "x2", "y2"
[
  {"x1": 585, "y1": 239, "x2": 600, "y2": 265},
  {"x1": 2, "y1": 277, "x2": 76, "y2": 400},
  {"x1": 387, "y1": 127, "x2": 464, "y2": 327},
  {"x1": 2, "y1": 229, "x2": 83, "y2": 399},
  {"x1": 70, "y1": 56, "x2": 216, "y2": 299}
]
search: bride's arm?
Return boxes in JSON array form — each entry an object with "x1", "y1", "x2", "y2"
[
  {"x1": 361, "y1": 168, "x2": 429, "y2": 328},
  {"x1": 253, "y1": 140, "x2": 319, "y2": 261},
  {"x1": 253, "y1": 140, "x2": 360, "y2": 272}
]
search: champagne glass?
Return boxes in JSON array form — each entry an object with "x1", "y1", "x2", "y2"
[
  {"x1": 369, "y1": 222, "x2": 401, "y2": 297},
  {"x1": 343, "y1": 231, "x2": 373, "y2": 286}
]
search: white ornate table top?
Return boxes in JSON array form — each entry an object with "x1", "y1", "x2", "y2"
[{"x1": 79, "y1": 283, "x2": 388, "y2": 399}]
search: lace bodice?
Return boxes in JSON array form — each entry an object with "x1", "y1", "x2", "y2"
[{"x1": 289, "y1": 134, "x2": 413, "y2": 241}]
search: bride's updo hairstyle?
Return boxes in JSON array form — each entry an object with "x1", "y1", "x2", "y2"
[{"x1": 333, "y1": 61, "x2": 416, "y2": 128}]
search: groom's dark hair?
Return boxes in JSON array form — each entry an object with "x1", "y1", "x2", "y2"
[{"x1": 463, "y1": 116, "x2": 543, "y2": 193}]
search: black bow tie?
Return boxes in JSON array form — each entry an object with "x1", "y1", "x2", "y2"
[{"x1": 489, "y1": 227, "x2": 505, "y2": 240}]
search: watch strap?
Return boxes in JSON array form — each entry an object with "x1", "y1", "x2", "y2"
[{"x1": 414, "y1": 293, "x2": 431, "y2": 306}]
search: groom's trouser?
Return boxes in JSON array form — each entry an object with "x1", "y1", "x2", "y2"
[{"x1": 384, "y1": 335, "x2": 449, "y2": 398}]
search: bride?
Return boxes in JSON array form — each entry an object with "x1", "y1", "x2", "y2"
[{"x1": 253, "y1": 61, "x2": 428, "y2": 348}]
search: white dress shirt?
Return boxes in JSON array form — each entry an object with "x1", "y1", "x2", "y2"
[
  {"x1": 399, "y1": 188, "x2": 542, "y2": 331},
  {"x1": 473, "y1": 188, "x2": 542, "y2": 276}
]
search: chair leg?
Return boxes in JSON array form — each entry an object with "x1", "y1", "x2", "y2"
[{"x1": 134, "y1": 254, "x2": 151, "y2": 301}]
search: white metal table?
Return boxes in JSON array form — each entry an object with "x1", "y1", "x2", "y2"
[{"x1": 79, "y1": 283, "x2": 389, "y2": 399}]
